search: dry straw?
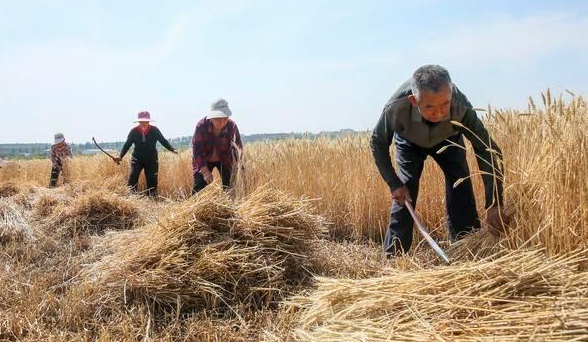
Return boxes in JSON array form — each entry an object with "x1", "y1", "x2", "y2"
[
  {"x1": 0, "y1": 182, "x2": 19, "y2": 198},
  {"x1": 445, "y1": 203, "x2": 516, "y2": 263},
  {"x1": 306, "y1": 239, "x2": 393, "y2": 279},
  {"x1": 39, "y1": 188, "x2": 142, "y2": 235},
  {"x1": 0, "y1": 198, "x2": 35, "y2": 244},
  {"x1": 446, "y1": 228, "x2": 503, "y2": 262},
  {"x1": 290, "y1": 249, "x2": 588, "y2": 341},
  {"x1": 76, "y1": 185, "x2": 327, "y2": 315}
]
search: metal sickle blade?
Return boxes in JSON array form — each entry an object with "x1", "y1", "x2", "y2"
[{"x1": 405, "y1": 201, "x2": 451, "y2": 265}]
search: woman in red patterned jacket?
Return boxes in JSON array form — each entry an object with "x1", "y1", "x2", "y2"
[
  {"x1": 49, "y1": 132, "x2": 72, "y2": 187},
  {"x1": 192, "y1": 99, "x2": 243, "y2": 194}
]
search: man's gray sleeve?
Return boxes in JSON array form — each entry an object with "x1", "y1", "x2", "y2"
[
  {"x1": 370, "y1": 106, "x2": 404, "y2": 192},
  {"x1": 460, "y1": 109, "x2": 504, "y2": 208}
]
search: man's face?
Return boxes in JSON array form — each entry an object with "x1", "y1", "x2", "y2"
[
  {"x1": 211, "y1": 118, "x2": 229, "y2": 131},
  {"x1": 138, "y1": 121, "x2": 150, "y2": 129},
  {"x1": 409, "y1": 83, "x2": 453, "y2": 123}
]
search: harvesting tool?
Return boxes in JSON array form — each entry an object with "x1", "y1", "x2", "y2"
[
  {"x1": 92, "y1": 137, "x2": 118, "y2": 162},
  {"x1": 405, "y1": 201, "x2": 451, "y2": 265}
]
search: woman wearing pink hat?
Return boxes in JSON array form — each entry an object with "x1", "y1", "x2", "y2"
[
  {"x1": 114, "y1": 111, "x2": 177, "y2": 197},
  {"x1": 192, "y1": 99, "x2": 243, "y2": 194}
]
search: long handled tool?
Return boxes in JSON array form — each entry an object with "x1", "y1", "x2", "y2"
[
  {"x1": 92, "y1": 137, "x2": 118, "y2": 162},
  {"x1": 405, "y1": 201, "x2": 451, "y2": 265}
]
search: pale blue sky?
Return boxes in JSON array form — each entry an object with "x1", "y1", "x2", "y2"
[{"x1": 1, "y1": 0, "x2": 588, "y2": 143}]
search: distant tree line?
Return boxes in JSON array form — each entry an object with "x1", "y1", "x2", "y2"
[{"x1": 0, "y1": 129, "x2": 364, "y2": 160}]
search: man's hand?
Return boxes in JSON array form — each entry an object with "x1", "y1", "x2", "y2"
[
  {"x1": 486, "y1": 206, "x2": 509, "y2": 236},
  {"x1": 392, "y1": 185, "x2": 411, "y2": 206},
  {"x1": 201, "y1": 168, "x2": 213, "y2": 184},
  {"x1": 113, "y1": 157, "x2": 122, "y2": 165}
]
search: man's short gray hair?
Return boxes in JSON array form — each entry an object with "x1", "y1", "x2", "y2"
[{"x1": 411, "y1": 65, "x2": 452, "y2": 99}]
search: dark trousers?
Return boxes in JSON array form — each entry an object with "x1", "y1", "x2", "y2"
[
  {"x1": 49, "y1": 167, "x2": 60, "y2": 187},
  {"x1": 385, "y1": 134, "x2": 480, "y2": 255},
  {"x1": 128, "y1": 157, "x2": 159, "y2": 197},
  {"x1": 192, "y1": 162, "x2": 232, "y2": 195}
]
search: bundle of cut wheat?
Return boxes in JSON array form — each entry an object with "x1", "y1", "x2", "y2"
[
  {"x1": 234, "y1": 187, "x2": 328, "y2": 280},
  {"x1": 0, "y1": 182, "x2": 19, "y2": 198},
  {"x1": 446, "y1": 203, "x2": 516, "y2": 263},
  {"x1": 446, "y1": 228, "x2": 507, "y2": 263},
  {"x1": 0, "y1": 183, "x2": 39, "y2": 212},
  {"x1": 0, "y1": 198, "x2": 35, "y2": 244},
  {"x1": 76, "y1": 186, "x2": 327, "y2": 315},
  {"x1": 42, "y1": 189, "x2": 141, "y2": 235},
  {"x1": 306, "y1": 240, "x2": 392, "y2": 278},
  {"x1": 290, "y1": 249, "x2": 588, "y2": 341}
]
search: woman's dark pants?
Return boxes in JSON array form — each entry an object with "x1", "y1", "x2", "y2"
[{"x1": 192, "y1": 162, "x2": 232, "y2": 194}]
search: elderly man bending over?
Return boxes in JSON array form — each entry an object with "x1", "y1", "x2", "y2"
[{"x1": 371, "y1": 65, "x2": 507, "y2": 256}]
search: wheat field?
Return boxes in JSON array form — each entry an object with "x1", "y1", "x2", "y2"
[{"x1": 1, "y1": 91, "x2": 587, "y2": 341}]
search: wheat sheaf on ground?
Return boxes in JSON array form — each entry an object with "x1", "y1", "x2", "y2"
[
  {"x1": 0, "y1": 178, "x2": 145, "y2": 237},
  {"x1": 46, "y1": 189, "x2": 141, "y2": 234},
  {"x1": 445, "y1": 203, "x2": 516, "y2": 263},
  {"x1": 0, "y1": 198, "x2": 35, "y2": 244},
  {"x1": 29, "y1": 184, "x2": 144, "y2": 236},
  {"x1": 289, "y1": 249, "x2": 588, "y2": 341},
  {"x1": 0, "y1": 182, "x2": 19, "y2": 198},
  {"x1": 76, "y1": 185, "x2": 328, "y2": 316}
]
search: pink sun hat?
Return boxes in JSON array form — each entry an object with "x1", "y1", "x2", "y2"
[{"x1": 134, "y1": 111, "x2": 155, "y2": 122}]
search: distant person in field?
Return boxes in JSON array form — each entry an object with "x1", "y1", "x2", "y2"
[
  {"x1": 371, "y1": 65, "x2": 508, "y2": 257},
  {"x1": 113, "y1": 111, "x2": 177, "y2": 197},
  {"x1": 49, "y1": 132, "x2": 72, "y2": 187},
  {"x1": 192, "y1": 98, "x2": 243, "y2": 194}
]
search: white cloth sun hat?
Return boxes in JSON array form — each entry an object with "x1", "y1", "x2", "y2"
[
  {"x1": 208, "y1": 98, "x2": 232, "y2": 119},
  {"x1": 54, "y1": 132, "x2": 65, "y2": 144}
]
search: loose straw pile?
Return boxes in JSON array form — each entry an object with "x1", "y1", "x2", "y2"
[
  {"x1": 77, "y1": 185, "x2": 328, "y2": 313},
  {"x1": 290, "y1": 249, "x2": 588, "y2": 341},
  {"x1": 447, "y1": 228, "x2": 504, "y2": 262},
  {"x1": 447, "y1": 203, "x2": 517, "y2": 262},
  {"x1": 0, "y1": 179, "x2": 146, "y2": 236},
  {"x1": 0, "y1": 182, "x2": 19, "y2": 198},
  {"x1": 0, "y1": 198, "x2": 35, "y2": 244},
  {"x1": 40, "y1": 189, "x2": 142, "y2": 235}
]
